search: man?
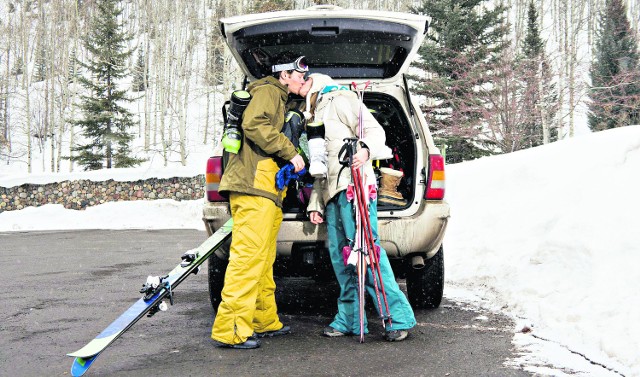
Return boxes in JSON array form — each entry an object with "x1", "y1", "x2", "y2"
[
  {"x1": 302, "y1": 73, "x2": 416, "y2": 341},
  {"x1": 211, "y1": 53, "x2": 307, "y2": 349}
]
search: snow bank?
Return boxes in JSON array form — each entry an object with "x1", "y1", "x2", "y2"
[{"x1": 444, "y1": 126, "x2": 640, "y2": 375}]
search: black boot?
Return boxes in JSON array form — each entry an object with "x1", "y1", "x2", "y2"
[
  {"x1": 256, "y1": 325, "x2": 291, "y2": 338},
  {"x1": 214, "y1": 334, "x2": 261, "y2": 349}
]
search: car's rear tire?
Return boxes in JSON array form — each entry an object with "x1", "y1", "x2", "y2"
[
  {"x1": 207, "y1": 252, "x2": 228, "y2": 312},
  {"x1": 406, "y1": 245, "x2": 444, "y2": 309}
]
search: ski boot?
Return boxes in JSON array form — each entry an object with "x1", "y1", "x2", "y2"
[{"x1": 306, "y1": 121, "x2": 327, "y2": 178}]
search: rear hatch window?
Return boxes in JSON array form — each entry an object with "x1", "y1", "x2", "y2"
[{"x1": 220, "y1": 8, "x2": 428, "y2": 82}]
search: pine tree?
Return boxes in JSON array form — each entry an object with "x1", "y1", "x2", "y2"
[
  {"x1": 411, "y1": 0, "x2": 509, "y2": 163},
  {"x1": 68, "y1": 47, "x2": 80, "y2": 84},
  {"x1": 33, "y1": 39, "x2": 47, "y2": 82},
  {"x1": 12, "y1": 57, "x2": 23, "y2": 76},
  {"x1": 588, "y1": 0, "x2": 640, "y2": 131},
  {"x1": 522, "y1": 1, "x2": 543, "y2": 58},
  {"x1": 71, "y1": 0, "x2": 143, "y2": 170},
  {"x1": 520, "y1": 0, "x2": 558, "y2": 147},
  {"x1": 132, "y1": 48, "x2": 146, "y2": 92}
]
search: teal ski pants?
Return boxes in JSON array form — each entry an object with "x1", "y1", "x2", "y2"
[{"x1": 324, "y1": 191, "x2": 416, "y2": 334}]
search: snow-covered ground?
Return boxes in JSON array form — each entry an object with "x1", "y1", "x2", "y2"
[
  {"x1": 444, "y1": 126, "x2": 640, "y2": 376},
  {"x1": 2, "y1": 126, "x2": 639, "y2": 376}
]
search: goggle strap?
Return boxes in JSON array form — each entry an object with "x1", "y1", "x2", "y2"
[
  {"x1": 272, "y1": 56, "x2": 308, "y2": 73},
  {"x1": 272, "y1": 62, "x2": 298, "y2": 72}
]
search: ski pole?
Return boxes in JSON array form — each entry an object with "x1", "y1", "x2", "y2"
[
  {"x1": 351, "y1": 166, "x2": 392, "y2": 326},
  {"x1": 351, "y1": 165, "x2": 386, "y2": 327},
  {"x1": 355, "y1": 175, "x2": 392, "y2": 326},
  {"x1": 351, "y1": 165, "x2": 392, "y2": 320}
]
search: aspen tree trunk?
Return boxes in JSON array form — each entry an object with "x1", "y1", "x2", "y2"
[
  {"x1": 47, "y1": 2, "x2": 56, "y2": 165},
  {"x1": 4, "y1": 25, "x2": 11, "y2": 153},
  {"x1": 540, "y1": 59, "x2": 550, "y2": 144},
  {"x1": 38, "y1": 0, "x2": 49, "y2": 150},
  {"x1": 22, "y1": 0, "x2": 32, "y2": 173},
  {"x1": 58, "y1": 47, "x2": 68, "y2": 173},
  {"x1": 159, "y1": 60, "x2": 167, "y2": 166},
  {"x1": 587, "y1": 0, "x2": 594, "y2": 46},
  {"x1": 568, "y1": 2, "x2": 575, "y2": 139},
  {"x1": 69, "y1": 53, "x2": 77, "y2": 173},
  {"x1": 164, "y1": 4, "x2": 177, "y2": 158},
  {"x1": 54, "y1": 2, "x2": 68, "y2": 173},
  {"x1": 178, "y1": 2, "x2": 196, "y2": 166},
  {"x1": 69, "y1": 0, "x2": 81, "y2": 172},
  {"x1": 539, "y1": 0, "x2": 552, "y2": 142},
  {"x1": 167, "y1": 57, "x2": 175, "y2": 155},
  {"x1": 205, "y1": 92, "x2": 211, "y2": 144},
  {"x1": 630, "y1": 0, "x2": 639, "y2": 36},
  {"x1": 38, "y1": 2, "x2": 49, "y2": 172},
  {"x1": 511, "y1": 0, "x2": 529, "y2": 47},
  {"x1": 558, "y1": 0, "x2": 568, "y2": 139},
  {"x1": 151, "y1": 2, "x2": 168, "y2": 165},
  {"x1": 0, "y1": 16, "x2": 5, "y2": 149},
  {"x1": 548, "y1": 0, "x2": 563, "y2": 139},
  {"x1": 140, "y1": 0, "x2": 151, "y2": 152},
  {"x1": 49, "y1": 20, "x2": 57, "y2": 173},
  {"x1": 175, "y1": 1, "x2": 185, "y2": 165},
  {"x1": 180, "y1": 59, "x2": 191, "y2": 166},
  {"x1": 184, "y1": 8, "x2": 198, "y2": 165},
  {"x1": 144, "y1": 37, "x2": 151, "y2": 151},
  {"x1": 204, "y1": 0, "x2": 211, "y2": 145},
  {"x1": 153, "y1": 49, "x2": 160, "y2": 150},
  {"x1": 159, "y1": 17, "x2": 168, "y2": 167},
  {"x1": 568, "y1": 0, "x2": 586, "y2": 138},
  {"x1": 43, "y1": 81, "x2": 49, "y2": 172},
  {"x1": 150, "y1": 0, "x2": 160, "y2": 149}
]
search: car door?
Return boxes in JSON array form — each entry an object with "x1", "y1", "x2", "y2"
[{"x1": 219, "y1": 5, "x2": 428, "y2": 83}]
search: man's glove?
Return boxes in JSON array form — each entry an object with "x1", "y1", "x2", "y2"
[{"x1": 275, "y1": 163, "x2": 307, "y2": 190}]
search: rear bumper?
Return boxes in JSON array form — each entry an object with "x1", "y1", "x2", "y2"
[{"x1": 203, "y1": 200, "x2": 449, "y2": 259}]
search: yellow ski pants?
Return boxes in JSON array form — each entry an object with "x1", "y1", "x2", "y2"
[{"x1": 211, "y1": 193, "x2": 284, "y2": 344}]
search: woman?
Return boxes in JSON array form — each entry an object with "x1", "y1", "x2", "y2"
[{"x1": 302, "y1": 74, "x2": 416, "y2": 341}]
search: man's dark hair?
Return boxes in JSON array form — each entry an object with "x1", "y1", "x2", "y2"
[{"x1": 270, "y1": 51, "x2": 300, "y2": 79}]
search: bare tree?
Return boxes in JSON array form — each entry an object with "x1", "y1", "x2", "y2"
[
  {"x1": 0, "y1": 16, "x2": 10, "y2": 154},
  {"x1": 203, "y1": 0, "x2": 233, "y2": 146},
  {"x1": 175, "y1": 0, "x2": 198, "y2": 165},
  {"x1": 475, "y1": 46, "x2": 550, "y2": 153},
  {"x1": 138, "y1": 0, "x2": 153, "y2": 152},
  {"x1": 21, "y1": 0, "x2": 33, "y2": 173}
]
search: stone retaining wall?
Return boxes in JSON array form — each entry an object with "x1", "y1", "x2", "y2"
[{"x1": 0, "y1": 175, "x2": 205, "y2": 213}]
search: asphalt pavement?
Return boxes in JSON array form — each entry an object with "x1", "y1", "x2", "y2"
[{"x1": 0, "y1": 229, "x2": 533, "y2": 376}]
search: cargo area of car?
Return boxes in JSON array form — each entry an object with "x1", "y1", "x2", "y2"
[{"x1": 282, "y1": 91, "x2": 416, "y2": 215}]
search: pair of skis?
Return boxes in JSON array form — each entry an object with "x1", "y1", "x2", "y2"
[
  {"x1": 350, "y1": 82, "x2": 392, "y2": 342},
  {"x1": 67, "y1": 218, "x2": 233, "y2": 376}
]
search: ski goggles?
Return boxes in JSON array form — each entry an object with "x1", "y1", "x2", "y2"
[{"x1": 272, "y1": 56, "x2": 309, "y2": 73}]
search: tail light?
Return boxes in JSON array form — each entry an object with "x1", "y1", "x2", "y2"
[
  {"x1": 205, "y1": 156, "x2": 226, "y2": 202},
  {"x1": 425, "y1": 154, "x2": 445, "y2": 200}
]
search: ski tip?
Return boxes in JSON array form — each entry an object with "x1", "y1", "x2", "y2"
[{"x1": 70, "y1": 354, "x2": 98, "y2": 377}]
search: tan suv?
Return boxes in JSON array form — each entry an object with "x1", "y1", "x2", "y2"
[{"x1": 203, "y1": 5, "x2": 450, "y2": 310}]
